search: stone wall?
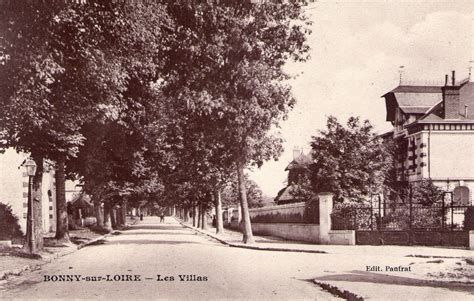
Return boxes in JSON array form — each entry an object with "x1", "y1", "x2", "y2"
[
  {"x1": 226, "y1": 197, "x2": 329, "y2": 243},
  {"x1": 251, "y1": 223, "x2": 320, "y2": 243},
  {"x1": 249, "y1": 202, "x2": 319, "y2": 224}
]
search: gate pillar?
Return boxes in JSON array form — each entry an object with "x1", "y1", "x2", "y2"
[
  {"x1": 318, "y1": 192, "x2": 334, "y2": 244},
  {"x1": 470, "y1": 231, "x2": 474, "y2": 250}
]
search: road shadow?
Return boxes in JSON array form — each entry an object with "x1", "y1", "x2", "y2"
[
  {"x1": 314, "y1": 271, "x2": 474, "y2": 294},
  {"x1": 253, "y1": 239, "x2": 311, "y2": 245},
  {"x1": 116, "y1": 231, "x2": 192, "y2": 236},
  {"x1": 101, "y1": 239, "x2": 203, "y2": 245},
  {"x1": 126, "y1": 225, "x2": 185, "y2": 231}
]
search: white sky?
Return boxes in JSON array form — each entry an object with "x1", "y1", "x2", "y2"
[{"x1": 250, "y1": 0, "x2": 474, "y2": 197}]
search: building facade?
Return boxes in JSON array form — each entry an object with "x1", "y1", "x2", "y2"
[
  {"x1": 382, "y1": 73, "x2": 474, "y2": 205},
  {"x1": 0, "y1": 148, "x2": 81, "y2": 234}
]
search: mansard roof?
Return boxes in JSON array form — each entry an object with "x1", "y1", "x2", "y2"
[{"x1": 382, "y1": 85, "x2": 443, "y2": 122}]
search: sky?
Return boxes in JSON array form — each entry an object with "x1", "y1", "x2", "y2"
[{"x1": 250, "y1": 0, "x2": 474, "y2": 198}]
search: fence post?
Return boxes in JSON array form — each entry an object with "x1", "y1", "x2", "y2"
[
  {"x1": 442, "y1": 194, "x2": 445, "y2": 231},
  {"x1": 451, "y1": 199, "x2": 454, "y2": 231},
  {"x1": 470, "y1": 231, "x2": 474, "y2": 250},
  {"x1": 409, "y1": 185, "x2": 413, "y2": 230},
  {"x1": 318, "y1": 192, "x2": 334, "y2": 244}
]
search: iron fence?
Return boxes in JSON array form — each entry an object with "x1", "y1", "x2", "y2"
[{"x1": 332, "y1": 201, "x2": 473, "y2": 231}]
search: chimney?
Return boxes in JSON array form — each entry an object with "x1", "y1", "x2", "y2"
[
  {"x1": 452, "y1": 70, "x2": 456, "y2": 86},
  {"x1": 398, "y1": 66, "x2": 405, "y2": 85},
  {"x1": 442, "y1": 82, "x2": 461, "y2": 120},
  {"x1": 293, "y1": 147, "x2": 301, "y2": 160}
]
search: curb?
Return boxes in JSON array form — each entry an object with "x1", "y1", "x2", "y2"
[
  {"x1": 313, "y1": 280, "x2": 364, "y2": 301},
  {"x1": 0, "y1": 219, "x2": 139, "y2": 281},
  {"x1": 178, "y1": 220, "x2": 327, "y2": 254}
]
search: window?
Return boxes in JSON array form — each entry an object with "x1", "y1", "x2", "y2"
[{"x1": 453, "y1": 186, "x2": 470, "y2": 206}]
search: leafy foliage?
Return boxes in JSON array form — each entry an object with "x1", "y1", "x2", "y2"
[
  {"x1": 309, "y1": 116, "x2": 391, "y2": 200},
  {"x1": 221, "y1": 174, "x2": 264, "y2": 208},
  {"x1": 464, "y1": 207, "x2": 474, "y2": 231},
  {"x1": 0, "y1": 203, "x2": 23, "y2": 240},
  {"x1": 330, "y1": 201, "x2": 372, "y2": 230},
  {"x1": 0, "y1": 1, "x2": 311, "y2": 242},
  {"x1": 410, "y1": 180, "x2": 444, "y2": 206}
]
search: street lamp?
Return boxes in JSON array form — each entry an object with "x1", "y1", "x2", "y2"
[{"x1": 24, "y1": 158, "x2": 37, "y2": 253}]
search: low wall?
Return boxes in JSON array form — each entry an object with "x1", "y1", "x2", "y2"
[
  {"x1": 252, "y1": 223, "x2": 320, "y2": 243},
  {"x1": 0, "y1": 240, "x2": 12, "y2": 249},
  {"x1": 249, "y1": 202, "x2": 319, "y2": 224},
  {"x1": 228, "y1": 221, "x2": 320, "y2": 243},
  {"x1": 328, "y1": 230, "x2": 355, "y2": 245},
  {"x1": 225, "y1": 193, "x2": 333, "y2": 244},
  {"x1": 355, "y1": 230, "x2": 470, "y2": 247}
]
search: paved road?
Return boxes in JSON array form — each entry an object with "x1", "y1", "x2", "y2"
[{"x1": 0, "y1": 217, "x2": 337, "y2": 300}]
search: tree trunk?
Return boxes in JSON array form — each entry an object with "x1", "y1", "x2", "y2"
[
  {"x1": 95, "y1": 202, "x2": 104, "y2": 228},
  {"x1": 214, "y1": 190, "x2": 224, "y2": 234},
  {"x1": 103, "y1": 203, "x2": 113, "y2": 232},
  {"x1": 54, "y1": 157, "x2": 69, "y2": 241},
  {"x1": 122, "y1": 202, "x2": 127, "y2": 225},
  {"x1": 192, "y1": 204, "x2": 197, "y2": 227},
  {"x1": 25, "y1": 155, "x2": 44, "y2": 253},
  {"x1": 116, "y1": 207, "x2": 122, "y2": 226},
  {"x1": 184, "y1": 208, "x2": 188, "y2": 222},
  {"x1": 201, "y1": 206, "x2": 208, "y2": 230},
  {"x1": 111, "y1": 207, "x2": 117, "y2": 229},
  {"x1": 237, "y1": 162, "x2": 254, "y2": 244},
  {"x1": 197, "y1": 204, "x2": 201, "y2": 228}
]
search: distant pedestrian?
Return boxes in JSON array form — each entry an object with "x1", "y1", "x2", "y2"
[
  {"x1": 160, "y1": 213, "x2": 165, "y2": 223},
  {"x1": 140, "y1": 213, "x2": 144, "y2": 221}
]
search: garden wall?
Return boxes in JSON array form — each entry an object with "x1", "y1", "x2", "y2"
[
  {"x1": 249, "y1": 201, "x2": 319, "y2": 224},
  {"x1": 228, "y1": 202, "x2": 321, "y2": 243}
]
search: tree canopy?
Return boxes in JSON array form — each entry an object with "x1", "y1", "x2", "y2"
[
  {"x1": 0, "y1": 0, "x2": 312, "y2": 245},
  {"x1": 309, "y1": 116, "x2": 391, "y2": 200}
]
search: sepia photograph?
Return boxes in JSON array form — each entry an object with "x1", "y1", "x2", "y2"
[{"x1": 0, "y1": 0, "x2": 473, "y2": 300}]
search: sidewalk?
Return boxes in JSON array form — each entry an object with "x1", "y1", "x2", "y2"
[{"x1": 0, "y1": 217, "x2": 138, "y2": 282}]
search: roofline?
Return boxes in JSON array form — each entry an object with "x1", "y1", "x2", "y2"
[
  {"x1": 416, "y1": 120, "x2": 474, "y2": 124},
  {"x1": 377, "y1": 130, "x2": 394, "y2": 138},
  {"x1": 405, "y1": 119, "x2": 474, "y2": 129},
  {"x1": 381, "y1": 85, "x2": 443, "y2": 98},
  {"x1": 418, "y1": 99, "x2": 443, "y2": 121}
]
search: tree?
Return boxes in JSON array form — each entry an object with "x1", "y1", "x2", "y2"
[
  {"x1": 163, "y1": 0, "x2": 311, "y2": 243},
  {"x1": 0, "y1": 203, "x2": 23, "y2": 240},
  {"x1": 410, "y1": 179, "x2": 444, "y2": 206},
  {"x1": 221, "y1": 174, "x2": 264, "y2": 208},
  {"x1": 309, "y1": 116, "x2": 391, "y2": 201},
  {"x1": 0, "y1": 1, "x2": 127, "y2": 242},
  {"x1": 2, "y1": 1, "x2": 311, "y2": 246},
  {"x1": 46, "y1": 1, "x2": 172, "y2": 232},
  {"x1": 0, "y1": 1, "x2": 75, "y2": 249}
]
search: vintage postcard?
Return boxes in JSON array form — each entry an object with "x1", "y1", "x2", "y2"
[{"x1": 0, "y1": 0, "x2": 473, "y2": 300}]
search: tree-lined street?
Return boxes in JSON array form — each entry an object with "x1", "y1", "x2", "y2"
[
  {"x1": 0, "y1": 0, "x2": 311, "y2": 250},
  {"x1": 0, "y1": 217, "x2": 337, "y2": 300}
]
